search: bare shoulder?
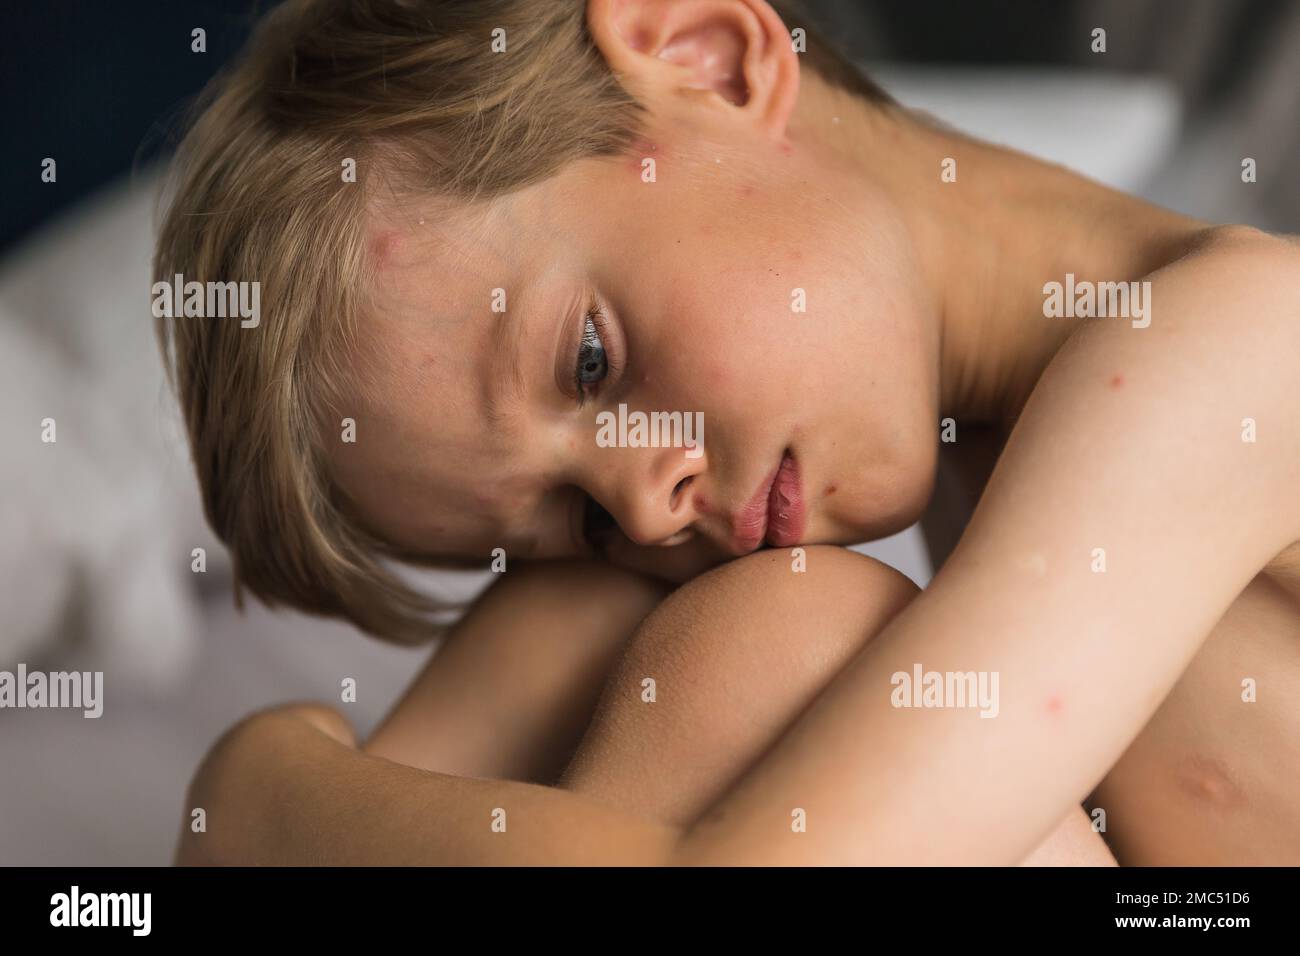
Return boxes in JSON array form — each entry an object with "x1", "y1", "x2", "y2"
[
  {"x1": 1016, "y1": 222, "x2": 1300, "y2": 558},
  {"x1": 1133, "y1": 224, "x2": 1300, "y2": 394},
  {"x1": 1157, "y1": 224, "x2": 1300, "y2": 317}
]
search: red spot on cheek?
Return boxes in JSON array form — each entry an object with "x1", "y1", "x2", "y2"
[
  {"x1": 779, "y1": 141, "x2": 793, "y2": 155},
  {"x1": 738, "y1": 184, "x2": 754, "y2": 198},
  {"x1": 1047, "y1": 695, "x2": 1064, "y2": 714},
  {"x1": 824, "y1": 484, "x2": 837, "y2": 496},
  {"x1": 1110, "y1": 373, "x2": 1124, "y2": 389},
  {"x1": 693, "y1": 492, "x2": 711, "y2": 515}
]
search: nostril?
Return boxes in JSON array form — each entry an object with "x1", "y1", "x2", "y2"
[{"x1": 671, "y1": 475, "x2": 693, "y2": 509}]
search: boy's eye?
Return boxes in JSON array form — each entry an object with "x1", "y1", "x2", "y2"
[{"x1": 575, "y1": 308, "x2": 608, "y2": 394}]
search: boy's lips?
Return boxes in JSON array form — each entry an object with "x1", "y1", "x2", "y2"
[
  {"x1": 730, "y1": 449, "x2": 806, "y2": 553},
  {"x1": 766, "y1": 451, "x2": 806, "y2": 546}
]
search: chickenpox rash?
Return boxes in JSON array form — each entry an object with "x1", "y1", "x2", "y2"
[
  {"x1": 1177, "y1": 755, "x2": 1244, "y2": 808},
  {"x1": 370, "y1": 230, "x2": 402, "y2": 271},
  {"x1": 628, "y1": 138, "x2": 658, "y2": 171}
]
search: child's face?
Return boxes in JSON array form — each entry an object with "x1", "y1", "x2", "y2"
[{"x1": 333, "y1": 101, "x2": 940, "y2": 582}]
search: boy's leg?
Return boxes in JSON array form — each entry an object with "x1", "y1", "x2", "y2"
[
  {"x1": 362, "y1": 559, "x2": 670, "y2": 783},
  {"x1": 559, "y1": 546, "x2": 916, "y2": 826}
]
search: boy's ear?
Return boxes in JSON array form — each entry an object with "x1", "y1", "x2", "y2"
[{"x1": 586, "y1": 0, "x2": 799, "y2": 140}]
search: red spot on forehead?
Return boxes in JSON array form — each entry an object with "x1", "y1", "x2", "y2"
[{"x1": 369, "y1": 230, "x2": 402, "y2": 271}]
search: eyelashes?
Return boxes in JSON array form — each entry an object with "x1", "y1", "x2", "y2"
[{"x1": 573, "y1": 302, "x2": 622, "y2": 406}]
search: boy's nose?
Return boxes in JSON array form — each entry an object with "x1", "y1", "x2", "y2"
[{"x1": 595, "y1": 444, "x2": 706, "y2": 547}]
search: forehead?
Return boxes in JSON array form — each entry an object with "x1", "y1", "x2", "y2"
[
  {"x1": 330, "y1": 163, "x2": 603, "y2": 554},
  {"x1": 326, "y1": 158, "x2": 629, "y2": 557},
  {"x1": 330, "y1": 195, "x2": 539, "y2": 554}
]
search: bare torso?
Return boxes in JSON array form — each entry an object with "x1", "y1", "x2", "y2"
[{"x1": 1092, "y1": 543, "x2": 1300, "y2": 864}]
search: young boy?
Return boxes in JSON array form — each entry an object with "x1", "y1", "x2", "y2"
[{"x1": 160, "y1": 0, "x2": 1300, "y2": 865}]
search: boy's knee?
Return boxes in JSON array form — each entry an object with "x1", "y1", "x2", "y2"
[
  {"x1": 673, "y1": 545, "x2": 918, "y2": 625},
  {"x1": 489, "y1": 558, "x2": 672, "y2": 615},
  {"x1": 636, "y1": 545, "x2": 920, "y2": 672}
]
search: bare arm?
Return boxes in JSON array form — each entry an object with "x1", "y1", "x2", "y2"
[
  {"x1": 176, "y1": 704, "x2": 678, "y2": 866},
  {"x1": 176, "y1": 559, "x2": 673, "y2": 866}
]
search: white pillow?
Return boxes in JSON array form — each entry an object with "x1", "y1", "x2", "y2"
[{"x1": 0, "y1": 172, "x2": 225, "y2": 690}]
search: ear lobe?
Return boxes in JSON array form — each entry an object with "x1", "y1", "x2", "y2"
[{"x1": 587, "y1": 0, "x2": 799, "y2": 139}]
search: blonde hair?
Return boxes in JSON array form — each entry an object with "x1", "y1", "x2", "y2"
[{"x1": 154, "y1": 0, "x2": 891, "y2": 645}]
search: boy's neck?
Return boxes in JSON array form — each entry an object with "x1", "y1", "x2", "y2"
[{"x1": 831, "y1": 92, "x2": 1208, "y2": 427}]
